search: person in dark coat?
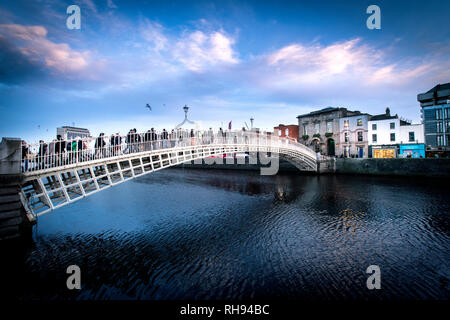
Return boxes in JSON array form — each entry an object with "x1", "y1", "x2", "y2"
[
  {"x1": 55, "y1": 135, "x2": 66, "y2": 166},
  {"x1": 134, "y1": 129, "x2": 142, "y2": 152},
  {"x1": 21, "y1": 140, "x2": 28, "y2": 172},
  {"x1": 126, "y1": 130, "x2": 132, "y2": 154},
  {"x1": 162, "y1": 129, "x2": 168, "y2": 148},
  {"x1": 113, "y1": 133, "x2": 122, "y2": 155},
  {"x1": 77, "y1": 138, "x2": 84, "y2": 161},
  {"x1": 95, "y1": 133, "x2": 106, "y2": 158},
  {"x1": 38, "y1": 140, "x2": 48, "y2": 169}
]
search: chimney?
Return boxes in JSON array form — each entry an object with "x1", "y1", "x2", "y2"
[{"x1": 385, "y1": 107, "x2": 391, "y2": 116}]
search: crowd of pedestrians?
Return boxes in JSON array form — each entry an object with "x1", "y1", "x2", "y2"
[{"x1": 20, "y1": 127, "x2": 253, "y2": 173}]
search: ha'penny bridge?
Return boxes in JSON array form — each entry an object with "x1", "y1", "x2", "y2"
[{"x1": 0, "y1": 130, "x2": 333, "y2": 241}]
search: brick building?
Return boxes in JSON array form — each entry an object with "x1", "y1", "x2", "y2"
[{"x1": 273, "y1": 124, "x2": 299, "y2": 141}]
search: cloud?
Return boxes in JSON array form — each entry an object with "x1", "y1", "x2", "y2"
[
  {"x1": 248, "y1": 38, "x2": 450, "y2": 103},
  {"x1": 139, "y1": 19, "x2": 167, "y2": 52},
  {"x1": 173, "y1": 30, "x2": 238, "y2": 71},
  {"x1": 1, "y1": 15, "x2": 448, "y2": 126},
  {"x1": 264, "y1": 38, "x2": 380, "y2": 87},
  {"x1": 78, "y1": 0, "x2": 98, "y2": 14},
  {"x1": 0, "y1": 34, "x2": 41, "y2": 83},
  {"x1": 0, "y1": 24, "x2": 91, "y2": 76},
  {"x1": 107, "y1": 0, "x2": 118, "y2": 9}
]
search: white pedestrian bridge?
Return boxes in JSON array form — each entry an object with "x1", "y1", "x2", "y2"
[{"x1": 19, "y1": 130, "x2": 320, "y2": 219}]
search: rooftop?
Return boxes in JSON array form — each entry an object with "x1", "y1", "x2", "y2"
[
  {"x1": 59, "y1": 126, "x2": 90, "y2": 131},
  {"x1": 370, "y1": 114, "x2": 398, "y2": 121},
  {"x1": 417, "y1": 82, "x2": 450, "y2": 104},
  {"x1": 297, "y1": 107, "x2": 351, "y2": 118},
  {"x1": 425, "y1": 83, "x2": 450, "y2": 93}
]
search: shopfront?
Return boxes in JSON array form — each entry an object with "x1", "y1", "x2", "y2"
[
  {"x1": 399, "y1": 144, "x2": 425, "y2": 158},
  {"x1": 372, "y1": 146, "x2": 397, "y2": 158}
]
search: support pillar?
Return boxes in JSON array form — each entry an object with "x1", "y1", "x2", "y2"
[{"x1": 0, "y1": 138, "x2": 33, "y2": 242}]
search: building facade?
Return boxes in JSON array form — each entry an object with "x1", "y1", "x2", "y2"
[
  {"x1": 368, "y1": 108, "x2": 424, "y2": 158},
  {"x1": 297, "y1": 107, "x2": 361, "y2": 156},
  {"x1": 274, "y1": 124, "x2": 299, "y2": 141},
  {"x1": 57, "y1": 126, "x2": 91, "y2": 140},
  {"x1": 338, "y1": 114, "x2": 370, "y2": 158},
  {"x1": 417, "y1": 83, "x2": 450, "y2": 157}
]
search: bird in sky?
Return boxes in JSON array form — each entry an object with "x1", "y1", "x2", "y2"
[{"x1": 146, "y1": 103, "x2": 152, "y2": 111}]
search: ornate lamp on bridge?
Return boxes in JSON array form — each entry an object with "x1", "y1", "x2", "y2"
[{"x1": 175, "y1": 105, "x2": 196, "y2": 129}]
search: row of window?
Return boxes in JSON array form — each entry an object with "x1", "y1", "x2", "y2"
[
  {"x1": 372, "y1": 132, "x2": 415, "y2": 143},
  {"x1": 303, "y1": 121, "x2": 334, "y2": 135},
  {"x1": 435, "y1": 108, "x2": 450, "y2": 120},
  {"x1": 344, "y1": 131, "x2": 364, "y2": 142},
  {"x1": 303, "y1": 119, "x2": 402, "y2": 136},
  {"x1": 343, "y1": 118, "x2": 364, "y2": 128},
  {"x1": 371, "y1": 122, "x2": 395, "y2": 131},
  {"x1": 304, "y1": 119, "x2": 365, "y2": 135},
  {"x1": 277, "y1": 128, "x2": 289, "y2": 136},
  {"x1": 435, "y1": 120, "x2": 450, "y2": 133},
  {"x1": 436, "y1": 135, "x2": 450, "y2": 146}
]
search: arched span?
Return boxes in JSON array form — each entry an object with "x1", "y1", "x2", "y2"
[{"x1": 19, "y1": 131, "x2": 319, "y2": 219}]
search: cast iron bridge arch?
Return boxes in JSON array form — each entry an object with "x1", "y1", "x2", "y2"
[{"x1": 19, "y1": 130, "x2": 319, "y2": 220}]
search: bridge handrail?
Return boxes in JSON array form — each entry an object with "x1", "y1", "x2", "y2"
[{"x1": 20, "y1": 130, "x2": 318, "y2": 174}]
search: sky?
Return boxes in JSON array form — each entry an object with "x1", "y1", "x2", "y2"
[{"x1": 0, "y1": 0, "x2": 449, "y2": 142}]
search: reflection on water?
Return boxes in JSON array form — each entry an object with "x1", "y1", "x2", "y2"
[{"x1": 1, "y1": 169, "x2": 449, "y2": 300}]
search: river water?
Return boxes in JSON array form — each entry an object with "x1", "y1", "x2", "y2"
[{"x1": 1, "y1": 169, "x2": 449, "y2": 300}]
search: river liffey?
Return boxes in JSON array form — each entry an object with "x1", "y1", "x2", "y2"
[{"x1": 1, "y1": 169, "x2": 449, "y2": 300}]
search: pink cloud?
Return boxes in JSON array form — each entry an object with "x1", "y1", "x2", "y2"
[
  {"x1": 173, "y1": 30, "x2": 239, "y2": 72},
  {"x1": 0, "y1": 23, "x2": 90, "y2": 74},
  {"x1": 257, "y1": 38, "x2": 449, "y2": 94}
]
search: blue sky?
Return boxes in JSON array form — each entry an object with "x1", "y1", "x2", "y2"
[{"x1": 1, "y1": 0, "x2": 449, "y2": 142}]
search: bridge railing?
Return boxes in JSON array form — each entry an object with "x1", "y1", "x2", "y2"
[{"x1": 20, "y1": 130, "x2": 317, "y2": 174}]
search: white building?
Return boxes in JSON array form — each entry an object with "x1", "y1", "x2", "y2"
[
  {"x1": 338, "y1": 114, "x2": 370, "y2": 158},
  {"x1": 398, "y1": 124, "x2": 424, "y2": 144},
  {"x1": 368, "y1": 108, "x2": 424, "y2": 158},
  {"x1": 57, "y1": 126, "x2": 90, "y2": 140}
]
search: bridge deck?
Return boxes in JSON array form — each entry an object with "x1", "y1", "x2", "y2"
[{"x1": 18, "y1": 131, "x2": 319, "y2": 218}]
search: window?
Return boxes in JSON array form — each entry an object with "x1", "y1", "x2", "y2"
[
  {"x1": 344, "y1": 132, "x2": 349, "y2": 142},
  {"x1": 409, "y1": 132, "x2": 415, "y2": 142},
  {"x1": 357, "y1": 131, "x2": 363, "y2": 142},
  {"x1": 327, "y1": 121, "x2": 332, "y2": 132},
  {"x1": 372, "y1": 124, "x2": 377, "y2": 130},
  {"x1": 315, "y1": 122, "x2": 320, "y2": 134},
  {"x1": 372, "y1": 134, "x2": 377, "y2": 142},
  {"x1": 344, "y1": 120, "x2": 349, "y2": 128},
  {"x1": 303, "y1": 124, "x2": 307, "y2": 135},
  {"x1": 437, "y1": 121, "x2": 443, "y2": 133},
  {"x1": 390, "y1": 133, "x2": 396, "y2": 142},
  {"x1": 446, "y1": 120, "x2": 450, "y2": 132},
  {"x1": 436, "y1": 109, "x2": 442, "y2": 120},
  {"x1": 437, "y1": 135, "x2": 444, "y2": 146},
  {"x1": 357, "y1": 118, "x2": 363, "y2": 126},
  {"x1": 444, "y1": 108, "x2": 450, "y2": 119},
  {"x1": 390, "y1": 122, "x2": 395, "y2": 129},
  {"x1": 285, "y1": 128, "x2": 289, "y2": 136}
]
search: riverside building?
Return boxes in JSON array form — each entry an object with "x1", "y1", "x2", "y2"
[
  {"x1": 338, "y1": 113, "x2": 370, "y2": 158},
  {"x1": 274, "y1": 124, "x2": 299, "y2": 141},
  {"x1": 417, "y1": 83, "x2": 450, "y2": 157},
  {"x1": 368, "y1": 108, "x2": 424, "y2": 158},
  {"x1": 297, "y1": 107, "x2": 361, "y2": 156},
  {"x1": 56, "y1": 126, "x2": 91, "y2": 140}
]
